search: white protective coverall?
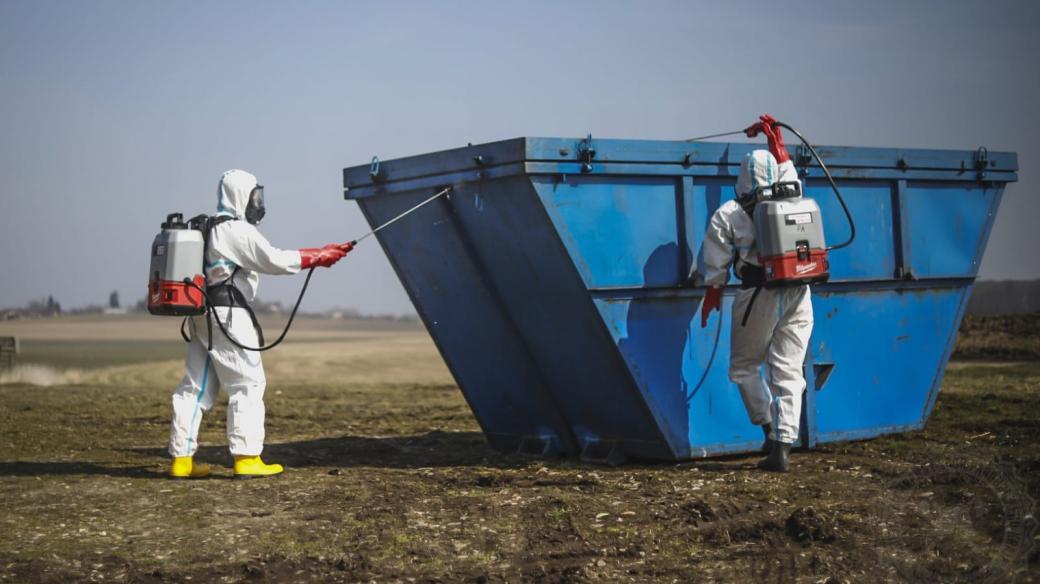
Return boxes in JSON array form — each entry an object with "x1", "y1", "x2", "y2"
[
  {"x1": 700, "y1": 151, "x2": 814, "y2": 445},
  {"x1": 168, "y1": 170, "x2": 303, "y2": 457}
]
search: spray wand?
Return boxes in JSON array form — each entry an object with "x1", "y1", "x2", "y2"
[{"x1": 184, "y1": 186, "x2": 453, "y2": 352}]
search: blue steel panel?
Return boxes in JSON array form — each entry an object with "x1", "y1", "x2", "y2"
[
  {"x1": 343, "y1": 138, "x2": 526, "y2": 189},
  {"x1": 688, "y1": 178, "x2": 736, "y2": 285},
  {"x1": 593, "y1": 293, "x2": 770, "y2": 457},
  {"x1": 686, "y1": 178, "x2": 898, "y2": 284},
  {"x1": 681, "y1": 177, "x2": 700, "y2": 274},
  {"x1": 921, "y1": 283, "x2": 973, "y2": 420},
  {"x1": 903, "y1": 182, "x2": 997, "y2": 278},
  {"x1": 810, "y1": 287, "x2": 966, "y2": 440},
  {"x1": 357, "y1": 188, "x2": 577, "y2": 455},
  {"x1": 534, "y1": 176, "x2": 681, "y2": 289},
  {"x1": 453, "y1": 177, "x2": 674, "y2": 459},
  {"x1": 807, "y1": 180, "x2": 898, "y2": 281},
  {"x1": 593, "y1": 295, "x2": 697, "y2": 456}
]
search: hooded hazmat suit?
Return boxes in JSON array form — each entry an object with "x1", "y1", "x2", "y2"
[
  {"x1": 700, "y1": 151, "x2": 814, "y2": 446},
  {"x1": 168, "y1": 169, "x2": 304, "y2": 458}
]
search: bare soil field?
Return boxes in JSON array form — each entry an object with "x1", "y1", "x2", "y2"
[{"x1": 0, "y1": 315, "x2": 1037, "y2": 583}]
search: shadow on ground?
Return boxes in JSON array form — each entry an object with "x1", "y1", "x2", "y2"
[
  {"x1": 0, "y1": 430, "x2": 766, "y2": 478},
  {"x1": 0, "y1": 461, "x2": 165, "y2": 478},
  {"x1": 117, "y1": 430, "x2": 532, "y2": 470}
]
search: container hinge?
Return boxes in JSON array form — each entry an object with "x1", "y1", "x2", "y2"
[
  {"x1": 973, "y1": 147, "x2": 989, "y2": 180},
  {"x1": 577, "y1": 133, "x2": 596, "y2": 173},
  {"x1": 369, "y1": 156, "x2": 385, "y2": 182}
]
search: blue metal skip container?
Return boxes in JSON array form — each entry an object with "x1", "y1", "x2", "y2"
[{"x1": 343, "y1": 137, "x2": 1017, "y2": 462}]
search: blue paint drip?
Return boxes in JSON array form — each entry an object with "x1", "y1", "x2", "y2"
[{"x1": 185, "y1": 354, "x2": 212, "y2": 453}]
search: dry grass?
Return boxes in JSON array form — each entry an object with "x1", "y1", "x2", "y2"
[{"x1": 0, "y1": 315, "x2": 1037, "y2": 583}]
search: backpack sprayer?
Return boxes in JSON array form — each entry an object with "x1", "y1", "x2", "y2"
[
  {"x1": 147, "y1": 187, "x2": 452, "y2": 351},
  {"x1": 688, "y1": 122, "x2": 855, "y2": 287},
  {"x1": 684, "y1": 120, "x2": 856, "y2": 401},
  {"x1": 755, "y1": 122, "x2": 855, "y2": 285}
]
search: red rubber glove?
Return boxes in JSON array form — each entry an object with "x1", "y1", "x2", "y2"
[
  {"x1": 701, "y1": 286, "x2": 722, "y2": 328},
  {"x1": 300, "y1": 243, "x2": 350, "y2": 269},
  {"x1": 757, "y1": 114, "x2": 790, "y2": 164},
  {"x1": 744, "y1": 121, "x2": 765, "y2": 138}
]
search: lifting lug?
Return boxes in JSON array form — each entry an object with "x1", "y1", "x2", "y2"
[
  {"x1": 369, "y1": 156, "x2": 384, "y2": 182},
  {"x1": 794, "y1": 144, "x2": 812, "y2": 167},
  {"x1": 973, "y1": 147, "x2": 989, "y2": 180},
  {"x1": 577, "y1": 133, "x2": 596, "y2": 173}
]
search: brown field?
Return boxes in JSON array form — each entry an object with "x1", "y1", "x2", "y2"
[{"x1": 0, "y1": 315, "x2": 1037, "y2": 583}]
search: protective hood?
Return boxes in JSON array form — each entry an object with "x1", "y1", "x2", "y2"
[
  {"x1": 735, "y1": 150, "x2": 780, "y2": 197},
  {"x1": 216, "y1": 169, "x2": 258, "y2": 218}
]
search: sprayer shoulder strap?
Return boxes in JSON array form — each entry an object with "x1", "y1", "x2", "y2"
[
  {"x1": 206, "y1": 266, "x2": 266, "y2": 347},
  {"x1": 202, "y1": 215, "x2": 241, "y2": 278},
  {"x1": 738, "y1": 196, "x2": 757, "y2": 219},
  {"x1": 204, "y1": 216, "x2": 237, "y2": 254}
]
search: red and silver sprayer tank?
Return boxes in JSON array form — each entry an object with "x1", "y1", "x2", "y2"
[
  {"x1": 147, "y1": 213, "x2": 206, "y2": 316},
  {"x1": 753, "y1": 184, "x2": 830, "y2": 285}
]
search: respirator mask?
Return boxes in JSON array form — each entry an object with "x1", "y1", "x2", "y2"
[{"x1": 245, "y1": 185, "x2": 266, "y2": 225}]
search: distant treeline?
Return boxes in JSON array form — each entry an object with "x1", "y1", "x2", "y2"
[{"x1": 967, "y1": 279, "x2": 1040, "y2": 316}]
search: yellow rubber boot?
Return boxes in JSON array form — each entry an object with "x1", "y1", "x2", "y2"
[
  {"x1": 233, "y1": 455, "x2": 284, "y2": 479},
  {"x1": 170, "y1": 456, "x2": 211, "y2": 479}
]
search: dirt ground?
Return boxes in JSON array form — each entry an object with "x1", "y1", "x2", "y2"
[{"x1": 0, "y1": 315, "x2": 1037, "y2": 583}]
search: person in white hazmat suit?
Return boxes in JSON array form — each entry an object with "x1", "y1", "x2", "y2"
[
  {"x1": 169, "y1": 169, "x2": 352, "y2": 479},
  {"x1": 699, "y1": 115, "x2": 813, "y2": 473}
]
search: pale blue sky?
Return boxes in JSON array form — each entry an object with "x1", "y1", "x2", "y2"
[{"x1": 1, "y1": 1, "x2": 1037, "y2": 314}]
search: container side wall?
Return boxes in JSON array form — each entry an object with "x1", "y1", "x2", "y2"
[
  {"x1": 809, "y1": 286, "x2": 967, "y2": 441},
  {"x1": 532, "y1": 175, "x2": 683, "y2": 288},
  {"x1": 903, "y1": 182, "x2": 999, "y2": 278},
  {"x1": 453, "y1": 177, "x2": 674, "y2": 459},
  {"x1": 592, "y1": 293, "x2": 769, "y2": 456},
  {"x1": 357, "y1": 188, "x2": 576, "y2": 455},
  {"x1": 808, "y1": 181, "x2": 898, "y2": 280}
]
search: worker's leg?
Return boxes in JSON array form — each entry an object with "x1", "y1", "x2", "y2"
[
  {"x1": 206, "y1": 307, "x2": 267, "y2": 457},
  {"x1": 169, "y1": 317, "x2": 222, "y2": 457},
  {"x1": 729, "y1": 288, "x2": 781, "y2": 427},
  {"x1": 765, "y1": 286, "x2": 813, "y2": 444}
]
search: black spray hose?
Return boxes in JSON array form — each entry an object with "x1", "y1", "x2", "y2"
[
  {"x1": 685, "y1": 300, "x2": 724, "y2": 403},
  {"x1": 775, "y1": 122, "x2": 856, "y2": 251},
  {"x1": 179, "y1": 186, "x2": 453, "y2": 353},
  {"x1": 183, "y1": 267, "x2": 316, "y2": 352}
]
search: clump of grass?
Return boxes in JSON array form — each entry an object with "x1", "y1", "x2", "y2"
[{"x1": 953, "y1": 313, "x2": 1040, "y2": 361}]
